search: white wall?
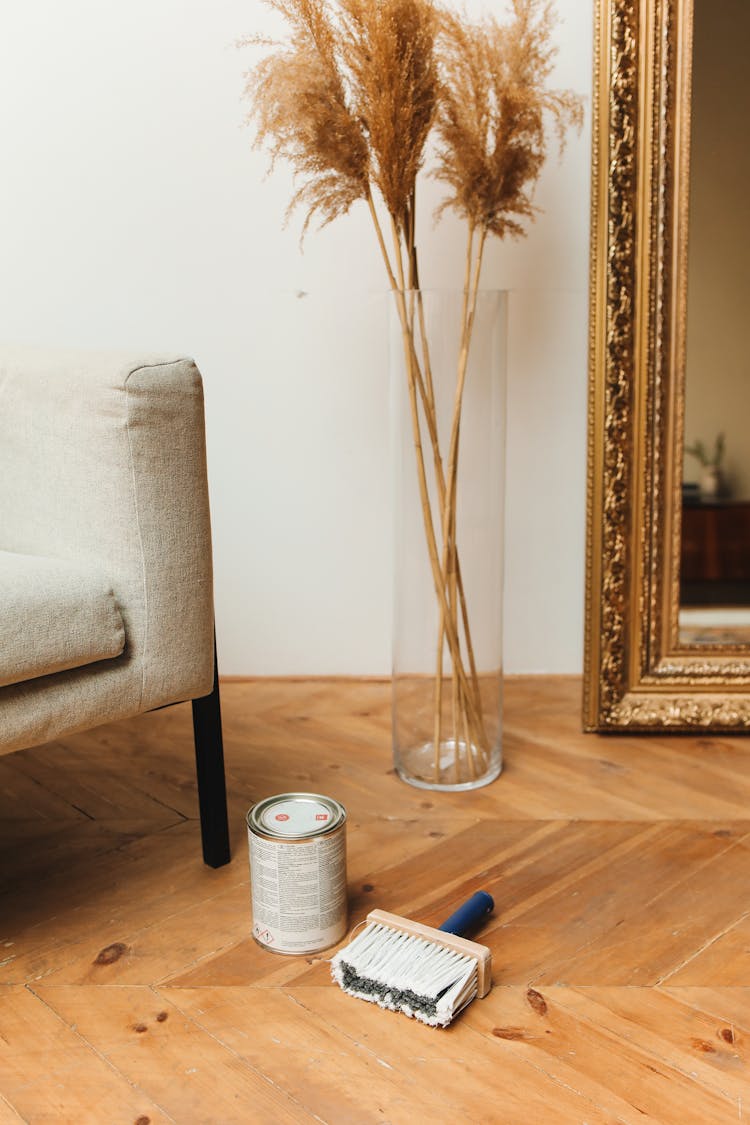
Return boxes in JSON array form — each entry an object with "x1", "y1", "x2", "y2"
[{"x1": 0, "y1": 0, "x2": 592, "y2": 675}]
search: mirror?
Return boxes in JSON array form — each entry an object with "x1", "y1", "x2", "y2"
[
  {"x1": 679, "y1": 0, "x2": 750, "y2": 645},
  {"x1": 584, "y1": 0, "x2": 750, "y2": 730}
]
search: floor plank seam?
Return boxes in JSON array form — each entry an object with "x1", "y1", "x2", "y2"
[
  {"x1": 23, "y1": 983, "x2": 179, "y2": 1124},
  {"x1": 548, "y1": 986, "x2": 745, "y2": 1111},
  {"x1": 8, "y1": 875, "x2": 249, "y2": 988},
  {"x1": 459, "y1": 1013, "x2": 635, "y2": 1125},
  {"x1": 279, "y1": 988, "x2": 495, "y2": 1124},
  {"x1": 155, "y1": 932, "x2": 253, "y2": 988},
  {"x1": 523, "y1": 829, "x2": 750, "y2": 988},
  {"x1": 106, "y1": 818, "x2": 190, "y2": 855},
  {"x1": 137, "y1": 792, "x2": 191, "y2": 821},
  {"x1": 655, "y1": 984, "x2": 750, "y2": 1032},
  {"x1": 497, "y1": 821, "x2": 666, "y2": 929},
  {"x1": 2, "y1": 750, "x2": 187, "y2": 825},
  {"x1": 282, "y1": 983, "x2": 632, "y2": 1125},
  {"x1": 67, "y1": 802, "x2": 96, "y2": 821},
  {"x1": 657, "y1": 911, "x2": 750, "y2": 986},
  {"x1": 502, "y1": 729, "x2": 750, "y2": 817},
  {"x1": 158, "y1": 986, "x2": 325, "y2": 1123},
  {"x1": 0, "y1": 1090, "x2": 26, "y2": 1124}
]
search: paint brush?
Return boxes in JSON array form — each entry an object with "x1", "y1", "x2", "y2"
[{"x1": 331, "y1": 891, "x2": 494, "y2": 1027}]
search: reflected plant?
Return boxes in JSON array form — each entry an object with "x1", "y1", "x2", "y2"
[{"x1": 685, "y1": 433, "x2": 725, "y2": 469}]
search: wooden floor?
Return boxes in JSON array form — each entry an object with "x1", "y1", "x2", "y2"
[{"x1": 1, "y1": 676, "x2": 749, "y2": 1124}]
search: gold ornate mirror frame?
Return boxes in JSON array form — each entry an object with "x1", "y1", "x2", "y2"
[{"x1": 584, "y1": 0, "x2": 750, "y2": 730}]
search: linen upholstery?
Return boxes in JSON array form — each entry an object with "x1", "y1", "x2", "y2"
[
  {"x1": 0, "y1": 346, "x2": 215, "y2": 753},
  {"x1": 0, "y1": 551, "x2": 125, "y2": 688}
]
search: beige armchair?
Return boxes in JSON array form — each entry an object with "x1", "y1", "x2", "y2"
[{"x1": 0, "y1": 345, "x2": 230, "y2": 866}]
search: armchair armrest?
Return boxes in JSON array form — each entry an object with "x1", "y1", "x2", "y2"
[{"x1": 0, "y1": 345, "x2": 214, "y2": 711}]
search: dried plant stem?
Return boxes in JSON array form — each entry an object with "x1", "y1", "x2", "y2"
[
  {"x1": 366, "y1": 191, "x2": 399, "y2": 292},
  {"x1": 430, "y1": 225, "x2": 489, "y2": 777},
  {"x1": 366, "y1": 192, "x2": 490, "y2": 782},
  {"x1": 402, "y1": 310, "x2": 490, "y2": 774},
  {"x1": 461, "y1": 695, "x2": 475, "y2": 781},
  {"x1": 456, "y1": 228, "x2": 489, "y2": 772},
  {"x1": 450, "y1": 225, "x2": 474, "y2": 767},
  {"x1": 396, "y1": 316, "x2": 487, "y2": 748},
  {"x1": 433, "y1": 222, "x2": 472, "y2": 766},
  {"x1": 391, "y1": 291, "x2": 490, "y2": 762},
  {"x1": 396, "y1": 261, "x2": 491, "y2": 776},
  {"x1": 368, "y1": 192, "x2": 444, "y2": 489},
  {"x1": 389, "y1": 215, "x2": 408, "y2": 293}
]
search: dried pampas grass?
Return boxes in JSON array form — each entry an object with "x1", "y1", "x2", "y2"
[
  {"x1": 242, "y1": 0, "x2": 370, "y2": 236},
  {"x1": 242, "y1": 0, "x2": 583, "y2": 784},
  {"x1": 434, "y1": 0, "x2": 583, "y2": 241}
]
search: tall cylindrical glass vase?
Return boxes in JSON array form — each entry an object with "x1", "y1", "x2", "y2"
[{"x1": 390, "y1": 289, "x2": 507, "y2": 791}]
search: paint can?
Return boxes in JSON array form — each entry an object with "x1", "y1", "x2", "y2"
[{"x1": 247, "y1": 792, "x2": 348, "y2": 954}]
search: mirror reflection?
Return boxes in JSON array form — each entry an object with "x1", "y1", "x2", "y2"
[{"x1": 679, "y1": 0, "x2": 750, "y2": 645}]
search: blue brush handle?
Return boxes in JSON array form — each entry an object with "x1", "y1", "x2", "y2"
[{"x1": 438, "y1": 891, "x2": 494, "y2": 936}]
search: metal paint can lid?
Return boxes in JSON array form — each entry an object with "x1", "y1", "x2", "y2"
[{"x1": 247, "y1": 792, "x2": 346, "y2": 841}]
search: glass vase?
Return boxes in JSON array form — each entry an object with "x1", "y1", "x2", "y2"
[{"x1": 390, "y1": 289, "x2": 507, "y2": 791}]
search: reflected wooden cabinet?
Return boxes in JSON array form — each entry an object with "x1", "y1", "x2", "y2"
[{"x1": 681, "y1": 500, "x2": 750, "y2": 603}]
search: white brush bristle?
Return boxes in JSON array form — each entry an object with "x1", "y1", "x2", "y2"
[{"x1": 331, "y1": 921, "x2": 478, "y2": 1027}]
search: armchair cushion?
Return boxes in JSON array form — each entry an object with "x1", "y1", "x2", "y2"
[{"x1": 0, "y1": 551, "x2": 125, "y2": 688}]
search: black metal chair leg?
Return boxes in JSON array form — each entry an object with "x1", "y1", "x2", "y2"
[{"x1": 192, "y1": 639, "x2": 231, "y2": 867}]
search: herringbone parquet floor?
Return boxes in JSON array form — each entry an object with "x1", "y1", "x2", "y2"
[{"x1": 0, "y1": 676, "x2": 748, "y2": 1123}]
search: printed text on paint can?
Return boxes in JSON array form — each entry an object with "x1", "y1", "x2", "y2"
[{"x1": 250, "y1": 834, "x2": 347, "y2": 951}]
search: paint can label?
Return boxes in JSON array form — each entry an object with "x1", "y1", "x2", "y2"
[{"x1": 247, "y1": 793, "x2": 347, "y2": 954}]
